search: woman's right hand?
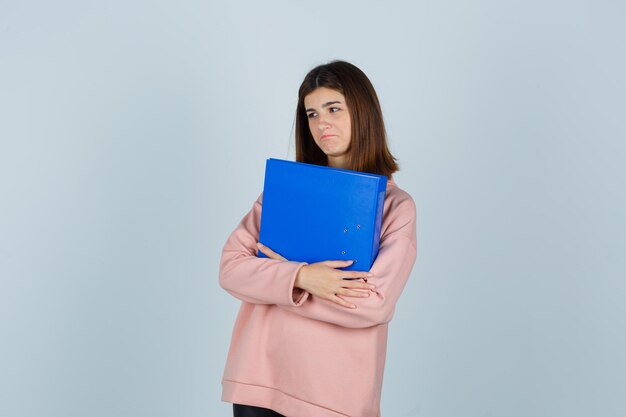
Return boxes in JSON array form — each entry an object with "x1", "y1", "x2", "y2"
[{"x1": 294, "y1": 261, "x2": 376, "y2": 309}]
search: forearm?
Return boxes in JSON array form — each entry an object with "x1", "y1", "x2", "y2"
[
  {"x1": 219, "y1": 194, "x2": 310, "y2": 306},
  {"x1": 220, "y1": 246, "x2": 309, "y2": 306}
]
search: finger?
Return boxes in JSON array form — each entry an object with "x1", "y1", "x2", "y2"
[
  {"x1": 331, "y1": 294, "x2": 356, "y2": 309},
  {"x1": 338, "y1": 288, "x2": 371, "y2": 298},
  {"x1": 343, "y1": 281, "x2": 376, "y2": 291},
  {"x1": 257, "y1": 242, "x2": 288, "y2": 261},
  {"x1": 343, "y1": 270, "x2": 374, "y2": 280},
  {"x1": 320, "y1": 260, "x2": 354, "y2": 268}
]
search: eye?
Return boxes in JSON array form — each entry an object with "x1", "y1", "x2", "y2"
[
  {"x1": 329, "y1": 107, "x2": 340, "y2": 113},
  {"x1": 307, "y1": 112, "x2": 317, "y2": 119}
]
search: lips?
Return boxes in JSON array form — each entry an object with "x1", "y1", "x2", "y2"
[{"x1": 320, "y1": 134, "x2": 335, "y2": 140}]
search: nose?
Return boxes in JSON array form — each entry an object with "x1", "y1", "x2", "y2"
[{"x1": 318, "y1": 119, "x2": 330, "y2": 131}]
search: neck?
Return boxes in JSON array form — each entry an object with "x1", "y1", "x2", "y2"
[{"x1": 327, "y1": 155, "x2": 349, "y2": 170}]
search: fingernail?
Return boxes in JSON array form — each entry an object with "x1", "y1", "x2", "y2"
[{"x1": 367, "y1": 273, "x2": 374, "y2": 277}]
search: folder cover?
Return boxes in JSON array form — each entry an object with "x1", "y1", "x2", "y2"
[{"x1": 258, "y1": 158, "x2": 387, "y2": 271}]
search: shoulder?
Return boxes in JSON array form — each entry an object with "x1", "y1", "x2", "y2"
[{"x1": 385, "y1": 181, "x2": 416, "y2": 218}]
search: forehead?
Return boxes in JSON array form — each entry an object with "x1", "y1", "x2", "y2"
[{"x1": 304, "y1": 87, "x2": 346, "y2": 108}]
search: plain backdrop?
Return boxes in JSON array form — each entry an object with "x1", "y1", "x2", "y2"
[{"x1": 1, "y1": 1, "x2": 625, "y2": 416}]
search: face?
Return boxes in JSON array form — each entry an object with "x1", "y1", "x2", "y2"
[{"x1": 304, "y1": 87, "x2": 352, "y2": 167}]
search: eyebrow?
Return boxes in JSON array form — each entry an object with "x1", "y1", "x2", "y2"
[{"x1": 305, "y1": 101, "x2": 342, "y2": 112}]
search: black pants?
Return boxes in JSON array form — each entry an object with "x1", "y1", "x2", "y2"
[{"x1": 233, "y1": 403, "x2": 285, "y2": 417}]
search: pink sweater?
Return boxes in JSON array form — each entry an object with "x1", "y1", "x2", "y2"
[{"x1": 219, "y1": 179, "x2": 417, "y2": 417}]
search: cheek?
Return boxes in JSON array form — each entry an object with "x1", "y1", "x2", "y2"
[{"x1": 341, "y1": 118, "x2": 351, "y2": 136}]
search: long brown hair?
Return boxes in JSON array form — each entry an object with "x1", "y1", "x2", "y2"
[{"x1": 295, "y1": 60, "x2": 399, "y2": 177}]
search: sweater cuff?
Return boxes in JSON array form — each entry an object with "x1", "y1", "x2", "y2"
[{"x1": 289, "y1": 263, "x2": 310, "y2": 306}]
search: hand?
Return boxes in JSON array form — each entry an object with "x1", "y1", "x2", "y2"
[
  {"x1": 294, "y1": 261, "x2": 376, "y2": 309},
  {"x1": 256, "y1": 242, "x2": 375, "y2": 309}
]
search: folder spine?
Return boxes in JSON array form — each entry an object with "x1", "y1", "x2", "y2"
[{"x1": 371, "y1": 183, "x2": 386, "y2": 266}]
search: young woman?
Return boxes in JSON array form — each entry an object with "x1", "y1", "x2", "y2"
[{"x1": 219, "y1": 60, "x2": 417, "y2": 417}]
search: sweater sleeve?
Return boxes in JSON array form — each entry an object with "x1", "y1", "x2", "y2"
[
  {"x1": 277, "y1": 193, "x2": 418, "y2": 328},
  {"x1": 219, "y1": 193, "x2": 310, "y2": 307}
]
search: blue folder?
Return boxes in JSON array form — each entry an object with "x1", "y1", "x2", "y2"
[{"x1": 258, "y1": 158, "x2": 387, "y2": 271}]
